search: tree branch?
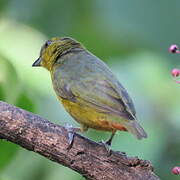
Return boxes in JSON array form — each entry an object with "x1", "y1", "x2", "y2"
[{"x1": 0, "y1": 101, "x2": 159, "y2": 180}]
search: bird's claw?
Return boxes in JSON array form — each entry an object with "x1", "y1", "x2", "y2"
[
  {"x1": 64, "y1": 124, "x2": 80, "y2": 149},
  {"x1": 99, "y1": 140, "x2": 112, "y2": 156}
]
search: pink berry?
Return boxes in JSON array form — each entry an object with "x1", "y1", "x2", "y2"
[
  {"x1": 169, "y1": 44, "x2": 178, "y2": 53},
  {"x1": 172, "y1": 166, "x2": 180, "y2": 175},
  {"x1": 171, "y1": 69, "x2": 180, "y2": 77}
]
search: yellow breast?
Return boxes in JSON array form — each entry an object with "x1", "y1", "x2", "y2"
[{"x1": 60, "y1": 98, "x2": 114, "y2": 131}]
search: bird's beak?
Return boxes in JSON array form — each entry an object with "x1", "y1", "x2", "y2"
[{"x1": 32, "y1": 57, "x2": 42, "y2": 67}]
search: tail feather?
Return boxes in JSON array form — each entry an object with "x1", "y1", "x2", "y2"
[{"x1": 123, "y1": 121, "x2": 147, "y2": 139}]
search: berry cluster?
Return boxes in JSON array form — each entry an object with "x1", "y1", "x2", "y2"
[{"x1": 168, "y1": 45, "x2": 180, "y2": 175}]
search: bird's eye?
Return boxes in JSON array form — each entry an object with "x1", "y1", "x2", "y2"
[
  {"x1": 44, "y1": 40, "x2": 52, "y2": 48},
  {"x1": 40, "y1": 40, "x2": 52, "y2": 56}
]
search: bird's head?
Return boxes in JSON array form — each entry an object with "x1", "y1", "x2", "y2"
[{"x1": 32, "y1": 37, "x2": 82, "y2": 71}]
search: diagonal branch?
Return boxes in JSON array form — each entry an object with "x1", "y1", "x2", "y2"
[{"x1": 0, "y1": 101, "x2": 159, "y2": 180}]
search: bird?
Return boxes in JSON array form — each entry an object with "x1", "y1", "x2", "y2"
[{"x1": 32, "y1": 37, "x2": 147, "y2": 147}]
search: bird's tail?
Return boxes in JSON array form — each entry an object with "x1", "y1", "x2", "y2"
[{"x1": 123, "y1": 121, "x2": 147, "y2": 139}]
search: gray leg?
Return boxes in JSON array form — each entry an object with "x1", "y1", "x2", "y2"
[
  {"x1": 65, "y1": 124, "x2": 88, "y2": 149},
  {"x1": 105, "y1": 131, "x2": 116, "y2": 146},
  {"x1": 100, "y1": 131, "x2": 116, "y2": 155}
]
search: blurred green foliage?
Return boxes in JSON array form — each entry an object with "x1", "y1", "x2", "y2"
[
  {"x1": 0, "y1": 0, "x2": 180, "y2": 180},
  {"x1": 0, "y1": 56, "x2": 19, "y2": 171}
]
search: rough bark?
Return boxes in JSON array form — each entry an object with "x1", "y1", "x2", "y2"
[{"x1": 0, "y1": 101, "x2": 159, "y2": 180}]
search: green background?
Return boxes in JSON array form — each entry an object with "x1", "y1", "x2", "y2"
[{"x1": 0, "y1": 0, "x2": 180, "y2": 179}]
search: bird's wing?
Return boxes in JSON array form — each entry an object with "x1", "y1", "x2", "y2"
[{"x1": 54, "y1": 76, "x2": 136, "y2": 121}]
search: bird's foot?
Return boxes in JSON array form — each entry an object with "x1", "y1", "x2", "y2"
[
  {"x1": 65, "y1": 124, "x2": 88, "y2": 150},
  {"x1": 99, "y1": 132, "x2": 115, "y2": 156},
  {"x1": 99, "y1": 140, "x2": 112, "y2": 156},
  {"x1": 64, "y1": 124, "x2": 81, "y2": 149}
]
